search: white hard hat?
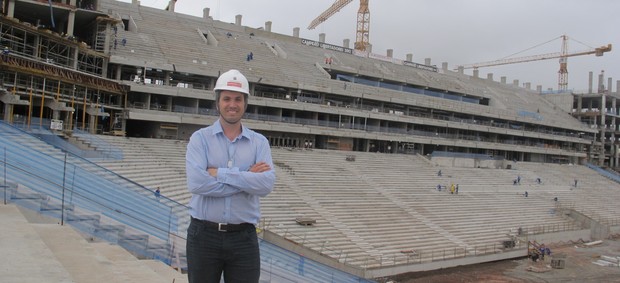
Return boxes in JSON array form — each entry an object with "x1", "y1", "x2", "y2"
[{"x1": 214, "y1": 69, "x2": 249, "y2": 95}]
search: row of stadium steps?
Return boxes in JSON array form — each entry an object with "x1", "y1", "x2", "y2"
[
  {"x1": 270, "y1": 149, "x2": 464, "y2": 267},
  {"x1": 269, "y1": 148, "x2": 583, "y2": 267},
  {"x1": 516, "y1": 162, "x2": 620, "y2": 223},
  {"x1": 0, "y1": 203, "x2": 187, "y2": 283},
  {"x1": 111, "y1": 27, "x2": 168, "y2": 66},
  {"x1": 84, "y1": 134, "x2": 619, "y2": 271},
  {"x1": 267, "y1": 157, "x2": 380, "y2": 266},
  {"x1": 95, "y1": 135, "x2": 190, "y2": 205},
  {"x1": 263, "y1": 40, "x2": 332, "y2": 86},
  {"x1": 136, "y1": 8, "x2": 213, "y2": 69},
  {"x1": 193, "y1": 19, "x2": 334, "y2": 87},
  {"x1": 265, "y1": 174, "x2": 373, "y2": 266},
  {"x1": 4, "y1": 181, "x2": 184, "y2": 275},
  {"x1": 353, "y1": 153, "x2": 577, "y2": 243}
]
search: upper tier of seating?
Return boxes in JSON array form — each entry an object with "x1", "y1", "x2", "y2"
[{"x1": 100, "y1": 0, "x2": 588, "y2": 131}]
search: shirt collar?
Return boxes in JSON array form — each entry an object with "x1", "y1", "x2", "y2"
[{"x1": 212, "y1": 119, "x2": 251, "y2": 140}]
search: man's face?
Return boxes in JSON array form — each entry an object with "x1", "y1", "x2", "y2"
[{"x1": 218, "y1": 90, "x2": 246, "y2": 125}]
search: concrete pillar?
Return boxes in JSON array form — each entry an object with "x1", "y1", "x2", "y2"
[
  {"x1": 613, "y1": 98, "x2": 618, "y2": 167},
  {"x1": 487, "y1": 73, "x2": 493, "y2": 81},
  {"x1": 424, "y1": 58, "x2": 431, "y2": 66},
  {"x1": 457, "y1": 66, "x2": 464, "y2": 74},
  {"x1": 7, "y1": 0, "x2": 15, "y2": 17},
  {"x1": 132, "y1": 0, "x2": 138, "y2": 6},
  {"x1": 52, "y1": 110, "x2": 61, "y2": 120},
  {"x1": 406, "y1": 53, "x2": 412, "y2": 62},
  {"x1": 524, "y1": 82, "x2": 531, "y2": 89},
  {"x1": 265, "y1": 21, "x2": 272, "y2": 32},
  {"x1": 293, "y1": 27, "x2": 299, "y2": 38},
  {"x1": 164, "y1": 71, "x2": 171, "y2": 86},
  {"x1": 343, "y1": 39, "x2": 350, "y2": 48},
  {"x1": 536, "y1": 85, "x2": 542, "y2": 93},
  {"x1": 608, "y1": 77, "x2": 613, "y2": 94},
  {"x1": 601, "y1": 94, "x2": 606, "y2": 141},
  {"x1": 3, "y1": 104, "x2": 13, "y2": 122},
  {"x1": 67, "y1": 10, "x2": 76, "y2": 36},
  {"x1": 88, "y1": 114, "x2": 96, "y2": 134},
  {"x1": 588, "y1": 71, "x2": 593, "y2": 94},
  {"x1": 441, "y1": 62, "x2": 447, "y2": 70},
  {"x1": 617, "y1": 80, "x2": 620, "y2": 94},
  {"x1": 203, "y1": 8, "x2": 210, "y2": 19},
  {"x1": 235, "y1": 15, "x2": 242, "y2": 26},
  {"x1": 386, "y1": 49, "x2": 393, "y2": 58},
  {"x1": 473, "y1": 69, "x2": 479, "y2": 78},
  {"x1": 501, "y1": 76, "x2": 506, "y2": 84},
  {"x1": 103, "y1": 22, "x2": 111, "y2": 54},
  {"x1": 115, "y1": 65, "x2": 122, "y2": 80},
  {"x1": 319, "y1": 33, "x2": 325, "y2": 43},
  {"x1": 167, "y1": 0, "x2": 175, "y2": 12},
  {"x1": 513, "y1": 79, "x2": 519, "y2": 87},
  {"x1": 598, "y1": 71, "x2": 605, "y2": 93}
]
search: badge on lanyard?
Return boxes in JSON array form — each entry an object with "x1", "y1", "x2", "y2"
[{"x1": 227, "y1": 160, "x2": 233, "y2": 168}]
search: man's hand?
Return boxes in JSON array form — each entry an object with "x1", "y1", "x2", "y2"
[
  {"x1": 249, "y1": 162, "x2": 271, "y2": 173},
  {"x1": 207, "y1": 167, "x2": 218, "y2": 177}
]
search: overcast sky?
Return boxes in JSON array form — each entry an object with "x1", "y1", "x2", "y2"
[{"x1": 131, "y1": 0, "x2": 619, "y2": 92}]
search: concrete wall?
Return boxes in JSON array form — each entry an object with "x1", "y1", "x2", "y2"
[
  {"x1": 543, "y1": 93, "x2": 574, "y2": 113},
  {"x1": 262, "y1": 230, "x2": 365, "y2": 277},
  {"x1": 433, "y1": 156, "x2": 507, "y2": 169},
  {"x1": 365, "y1": 248, "x2": 526, "y2": 278}
]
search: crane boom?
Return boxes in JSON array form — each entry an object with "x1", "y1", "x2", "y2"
[
  {"x1": 456, "y1": 35, "x2": 611, "y2": 91},
  {"x1": 307, "y1": 0, "x2": 353, "y2": 30},
  {"x1": 457, "y1": 44, "x2": 612, "y2": 70}
]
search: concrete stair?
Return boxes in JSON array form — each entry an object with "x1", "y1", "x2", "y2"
[{"x1": 0, "y1": 204, "x2": 187, "y2": 283}]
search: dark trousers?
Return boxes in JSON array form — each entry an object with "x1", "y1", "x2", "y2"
[{"x1": 186, "y1": 218, "x2": 260, "y2": 283}]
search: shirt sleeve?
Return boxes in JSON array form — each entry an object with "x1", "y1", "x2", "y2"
[
  {"x1": 186, "y1": 131, "x2": 241, "y2": 197},
  {"x1": 216, "y1": 134, "x2": 275, "y2": 197}
]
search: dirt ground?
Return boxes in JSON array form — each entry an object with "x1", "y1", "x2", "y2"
[{"x1": 381, "y1": 237, "x2": 620, "y2": 283}]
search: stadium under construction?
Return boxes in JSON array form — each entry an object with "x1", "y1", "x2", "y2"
[{"x1": 1, "y1": 0, "x2": 620, "y2": 281}]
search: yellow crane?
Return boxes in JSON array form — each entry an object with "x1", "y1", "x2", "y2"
[
  {"x1": 307, "y1": 0, "x2": 370, "y2": 51},
  {"x1": 456, "y1": 35, "x2": 612, "y2": 91}
]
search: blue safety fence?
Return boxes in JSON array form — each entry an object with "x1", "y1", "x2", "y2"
[
  {"x1": 0, "y1": 120, "x2": 375, "y2": 282},
  {"x1": 585, "y1": 163, "x2": 620, "y2": 184}
]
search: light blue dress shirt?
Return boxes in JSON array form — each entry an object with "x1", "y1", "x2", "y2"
[{"x1": 186, "y1": 120, "x2": 276, "y2": 224}]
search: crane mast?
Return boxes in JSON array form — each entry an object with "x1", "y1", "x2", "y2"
[
  {"x1": 558, "y1": 35, "x2": 569, "y2": 91},
  {"x1": 354, "y1": 0, "x2": 370, "y2": 51},
  {"x1": 308, "y1": 0, "x2": 370, "y2": 51}
]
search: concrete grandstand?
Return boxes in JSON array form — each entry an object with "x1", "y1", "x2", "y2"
[{"x1": 1, "y1": 0, "x2": 620, "y2": 281}]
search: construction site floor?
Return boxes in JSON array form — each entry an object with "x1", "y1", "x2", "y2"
[{"x1": 385, "y1": 236, "x2": 620, "y2": 283}]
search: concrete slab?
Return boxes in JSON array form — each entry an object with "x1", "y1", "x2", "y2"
[
  {"x1": 0, "y1": 204, "x2": 73, "y2": 283},
  {"x1": 141, "y1": 260, "x2": 189, "y2": 283},
  {"x1": 33, "y1": 223, "x2": 174, "y2": 283}
]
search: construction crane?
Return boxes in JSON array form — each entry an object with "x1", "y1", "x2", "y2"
[
  {"x1": 455, "y1": 35, "x2": 612, "y2": 91},
  {"x1": 307, "y1": 0, "x2": 370, "y2": 51}
]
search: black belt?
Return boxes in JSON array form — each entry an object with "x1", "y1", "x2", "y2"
[{"x1": 191, "y1": 217, "x2": 254, "y2": 232}]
